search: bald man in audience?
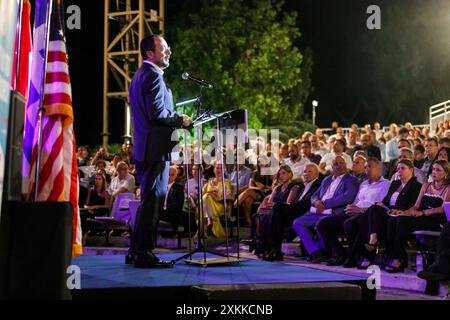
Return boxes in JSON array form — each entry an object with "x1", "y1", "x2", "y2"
[
  {"x1": 293, "y1": 156, "x2": 360, "y2": 263},
  {"x1": 317, "y1": 157, "x2": 389, "y2": 266}
]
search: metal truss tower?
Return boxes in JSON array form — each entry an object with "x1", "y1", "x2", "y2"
[{"x1": 103, "y1": 0, "x2": 165, "y2": 147}]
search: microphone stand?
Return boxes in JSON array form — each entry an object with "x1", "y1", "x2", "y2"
[{"x1": 173, "y1": 85, "x2": 244, "y2": 266}]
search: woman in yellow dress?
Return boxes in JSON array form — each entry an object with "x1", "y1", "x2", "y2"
[{"x1": 201, "y1": 162, "x2": 232, "y2": 238}]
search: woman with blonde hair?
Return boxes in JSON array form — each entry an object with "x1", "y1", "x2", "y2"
[
  {"x1": 201, "y1": 161, "x2": 232, "y2": 238},
  {"x1": 251, "y1": 164, "x2": 298, "y2": 258}
]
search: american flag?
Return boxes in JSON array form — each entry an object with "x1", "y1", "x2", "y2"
[{"x1": 23, "y1": 0, "x2": 82, "y2": 256}]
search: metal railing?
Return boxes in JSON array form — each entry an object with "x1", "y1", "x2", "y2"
[{"x1": 430, "y1": 100, "x2": 450, "y2": 133}]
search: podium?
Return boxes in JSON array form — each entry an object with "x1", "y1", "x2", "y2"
[{"x1": 177, "y1": 109, "x2": 248, "y2": 267}]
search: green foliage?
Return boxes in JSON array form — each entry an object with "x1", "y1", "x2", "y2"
[
  {"x1": 269, "y1": 120, "x2": 317, "y2": 143},
  {"x1": 166, "y1": 0, "x2": 312, "y2": 131}
]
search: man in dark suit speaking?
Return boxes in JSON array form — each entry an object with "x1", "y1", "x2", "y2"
[{"x1": 126, "y1": 35, "x2": 191, "y2": 268}]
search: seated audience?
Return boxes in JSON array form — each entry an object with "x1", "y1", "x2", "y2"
[
  {"x1": 439, "y1": 137, "x2": 450, "y2": 149},
  {"x1": 351, "y1": 153, "x2": 368, "y2": 182},
  {"x1": 201, "y1": 162, "x2": 233, "y2": 238},
  {"x1": 77, "y1": 146, "x2": 90, "y2": 166},
  {"x1": 91, "y1": 146, "x2": 110, "y2": 165},
  {"x1": 318, "y1": 157, "x2": 389, "y2": 266},
  {"x1": 251, "y1": 165, "x2": 298, "y2": 258},
  {"x1": 266, "y1": 163, "x2": 322, "y2": 261},
  {"x1": 390, "y1": 148, "x2": 426, "y2": 184},
  {"x1": 384, "y1": 138, "x2": 414, "y2": 179},
  {"x1": 319, "y1": 138, "x2": 353, "y2": 175},
  {"x1": 108, "y1": 154, "x2": 123, "y2": 178},
  {"x1": 108, "y1": 161, "x2": 136, "y2": 200},
  {"x1": 421, "y1": 137, "x2": 439, "y2": 179},
  {"x1": 310, "y1": 135, "x2": 328, "y2": 157},
  {"x1": 234, "y1": 169, "x2": 270, "y2": 226},
  {"x1": 293, "y1": 156, "x2": 359, "y2": 263},
  {"x1": 437, "y1": 147, "x2": 450, "y2": 162},
  {"x1": 160, "y1": 166, "x2": 185, "y2": 230},
  {"x1": 418, "y1": 221, "x2": 450, "y2": 281},
  {"x1": 88, "y1": 160, "x2": 111, "y2": 185},
  {"x1": 228, "y1": 163, "x2": 253, "y2": 198},
  {"x1": 283, "y1": 143, "x2": 310, "y2": 183},
  {"x1": 384, "y1": 160, "x2": 450, "y2": 273},
  {"x1": 81, "y1": 172, "x2": 111, "y2": 240},
  {"x1": 185, "y1": 164, "x2": 206, "y2": 205},
  {"x1": 84, "y1": 172, "x2": 111, "y2": 217},
  {"x1": 347, "y1": 160, "x2": 421, "y2": 268},
  {"x1": 353, "y1": 134, "x2": 382, "y2": 161},
  {"x1": 345, "y1": 131, "x2": 359, "y2": 159},
  {"x1": 301, "y1": 140, "x2": 321, "y2": 165},
  {"x1": 414, "y1": 144, "x2": 426, "y2": 169}
]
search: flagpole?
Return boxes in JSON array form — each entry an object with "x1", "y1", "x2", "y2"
[
  {"x1": 34, "y1": 0, "x2": 53, "y2": 202},
  {"x1": 13, "y1": 0, "x2": 24, "y2": 91}
]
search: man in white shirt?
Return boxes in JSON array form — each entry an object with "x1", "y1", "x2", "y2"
[
  {"x1": 319, "y1": 138, "x2": 353, "y2": 175},
  {"x1": 322, "y1": 157, "x2": 390, "y2": 267},
  {"x1": 283, "y1": 144, "x2": 310, "y2": 182},
  {"x1": 109, "y1": 161, "x2": 135, "y2": 198},
  {"x1": 310, "y1": 135, "x2": 328, "y2": 157}
]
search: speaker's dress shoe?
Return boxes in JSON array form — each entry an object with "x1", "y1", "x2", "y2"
[
  {"x1": 263, "y1": 250, "x2": 284, "y2": 262},
  {"x1": 134, "y1": 251, "x2": 174, "y2": 268},
  {"x1": 310, "y1": 251, "x2": 329, "y2": 264},
  {"x1": 125, "y1": 254, "x2": 135, "y2": 265},
  {"x1": 418, "y1": 269, "x2": 450, "y2": 282},
  {"x1": 326, "y1": 256, "x2": 346, "y2": 266},
  {"x1": 342, "y1": 258, "x2": 357, "y2": 268}
]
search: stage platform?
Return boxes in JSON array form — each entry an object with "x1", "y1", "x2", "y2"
[{"x1": 71, "y1": 253, "x2": 374, "y2": 300}]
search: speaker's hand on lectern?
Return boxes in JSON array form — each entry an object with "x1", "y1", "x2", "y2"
[{"x1": 182, "y1": 115, "x2": 192, "y2": 127}]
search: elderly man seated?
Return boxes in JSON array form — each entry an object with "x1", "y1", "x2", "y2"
[
  {"x1": 317, "y1": 157, "x2": 390, "y2": 266},
  {"x1": 293, "y1": 156, "x2": 360, "y2": 264},
  {"x1": 108, "y1": 161, "x2": 136, "y2": 201},
  {"x1": 160, "y1": 166, "x2": 185, "y2": 231},
  {"x1": 264, "y1": 163, "x2": 323, "y2": 261}
]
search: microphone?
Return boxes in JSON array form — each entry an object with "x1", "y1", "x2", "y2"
[{"x1": 182, "y1": 72, "x2": 213, "y2": 89}]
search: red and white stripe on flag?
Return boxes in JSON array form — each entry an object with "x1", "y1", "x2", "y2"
[{"x1": 26, "y1": 12, "x2": 82, "y2": 256}]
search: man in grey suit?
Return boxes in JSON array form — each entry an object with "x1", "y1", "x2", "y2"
[
  {"x1": 127, "y1": 35, "x2": 191, "y2": 268},
  {"x1": 293, "y1": 156, "x2": 360, "y2": 263}
]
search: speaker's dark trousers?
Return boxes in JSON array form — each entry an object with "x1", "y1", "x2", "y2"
[{"x1": 129, "y1": 161, "x2": 169, "y2": 257}]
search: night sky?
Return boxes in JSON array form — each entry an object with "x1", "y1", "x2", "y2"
[{"x1": 61, "y1": 0, "x2": 450, "y2": 147}]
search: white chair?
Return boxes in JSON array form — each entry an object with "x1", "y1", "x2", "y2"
[{"x1": 90, "y1": 193, "x2": 136, "y2": 245}]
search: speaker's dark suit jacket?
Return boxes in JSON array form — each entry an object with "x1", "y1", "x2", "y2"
[
  {"x1": 128, "y1": 62, "x2": 184, "y2": 256},
  {"x1": 130, "y1": 62, "x2": 183, "y2": 162}
]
